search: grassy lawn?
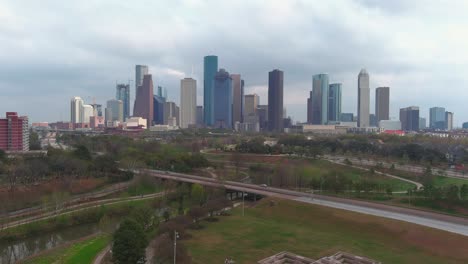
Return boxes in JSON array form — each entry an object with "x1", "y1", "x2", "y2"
[
  {"x1": 184, "y1": 198, "x2": 468, "y2": 264},
  {"x1": 22, "y1": 234, "x2": 110, "y2": 264},
  {"x1": 432, "y1": 176, "x2": 468, "y2": 187}
]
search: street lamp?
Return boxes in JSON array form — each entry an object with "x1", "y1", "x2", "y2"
[{"x1": 174, "y1": 230, "x2": 179, "y2": 264}]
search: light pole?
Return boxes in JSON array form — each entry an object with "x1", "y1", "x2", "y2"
[
  {"x1": 174, "y1": 230, "x2": 179, "y2": 264},
  {"x1": 242, "y1": 191, "x2": 244, "y2": 216}
]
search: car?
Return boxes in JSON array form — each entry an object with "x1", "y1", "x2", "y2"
[{"x1": 260, "y1": 184, "x2": 268, "y2": 188}]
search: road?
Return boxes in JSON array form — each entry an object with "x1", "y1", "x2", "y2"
[{"x1": 142, "y1": 169, "x2": 468, "y2": 236}]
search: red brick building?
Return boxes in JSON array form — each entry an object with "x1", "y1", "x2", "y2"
[{"x1": 0, "y1": 112, "x2": 29, "y2": 151}]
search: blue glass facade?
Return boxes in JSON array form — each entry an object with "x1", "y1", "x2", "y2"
[
  {"x1": 429, "y1": 107, "x2": 446, "y2": 129},
  {"x1": 116, "y1": 84, "x2": 130, "y2": 119},
  {"x1": 203, "y1": 55, "x2": 218, "y2": 126},
  {"x1": 213, "y1": 69, "x2": 232, "y2": 129},
  {"x1": 153, "y1": 95, "x2": 166, "y2": 125},
  {"x1": 310, "y1": 74, "x2": 329, "y2": 124},
  {"x1": 328, "y1": 83, "x2": 342, "y2": 122}
]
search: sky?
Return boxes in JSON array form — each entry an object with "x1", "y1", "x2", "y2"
[{"x1": 1, "y1": 0, "x2": 468, "y2": 126}]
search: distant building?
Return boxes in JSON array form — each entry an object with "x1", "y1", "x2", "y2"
[
  {"x1": 90, "y1": 116, "x2": 105, "y2": 129},
  {"x1": 213, "y1": 69, "x2": 233, "y2": 129},
  {"x1": 378, "y1": 120, "x2": 401, "y2": 130},
  {"x1": 328, "y1": 83, "x2": 342, "y2": 122},
  {"x1": 375, "y1": 87, "x2": 390, "y2": 122},
  {"x1": 153, "y1": 94, "x2": 166, "y2": 125},
  {"x1": 419, "y1": 117, "x2": 426, "y2": 130},
  {"x1": 116, "y1": 83, "x2": 131, "y2": 119},
  {"x1": 340, "y1": 113, "x2": 354, "y2": 122},
  {"x1": 91, "y1": 104, "x2": 103, "y2": 117},
  {"x1": 125, "y1": 117, "x2": 147, "y2": 129},
  {"x1": 357, "y1": 69, "x2": 370, "y2": 127},
  {"x1": 429, "y1": 107, "x2": 446, "y2": 129},
  {"x1": 268, "y1": 69, "x2": 284, "y2": 132},
  {"x1": 231, "y1": 74, "x2": 243, "y2": 125},
  {"x1": 135, "y1": 65, "x2": 148, "y2": 97},
  {"x1": 70, "y1": 96, "x2": 84, "y2": 123},
  {"x1": 164, "y1": 102, "x2": 178, "y2": 126},
  {"x1": 0, "y1": 112, "x2": 29, "y2": 151},
  {"x1": 463, "y1": 122, "x2": 468, "y2": 129},
  {"x1": 196, "y1": 106, "x2": 204, "y2": 126},
  {"x1": 369, "y1": 114, "x2": 377, "y2": 127},
  {"x1": 445, "y1": 111, "x2": 453, "y2": 131},
  {"x1": 180, "y1": 78, "x2": 197, "y2": 128},
  {"x1": 309, "y1": 74, "x2": 329, "y2": 124},
  {"x1": 105, "y1": 99, "x2": 123, "y2": 123},
  {"x1": 204, "y1": 55, "x2": 218, "y2": 126},
  {"x1": 400, "y1": 106, "x2": 419, "y2": 131},
  {"x1": 244, "y1": 94, "x2": 259, "y2": 117},
  {"x1": 257, "y1": 105, "x2": 268, "y2": 131},
  {"x1": 134, "y1": 74, "x2": 154, "y2": 128},
  {"x1": 82, "y1": 104, "x2": 94, "y2": 124}
]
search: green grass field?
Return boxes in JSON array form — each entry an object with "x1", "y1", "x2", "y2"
[
  {"x1": 22, "y1": 234, "x2": 109, "y2": 264},
  {"x1": 432, "y1": 175, "x2": 468, "y2": 187},
  {"x1": 184, "y1": 198, "x2": 468, "y2": 264}
]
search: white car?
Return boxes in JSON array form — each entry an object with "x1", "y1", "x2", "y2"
[{"x1": 260, "y1": 184, "x2": 268, "y2": 188}]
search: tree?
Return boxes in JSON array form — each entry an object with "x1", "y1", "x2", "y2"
[
  {"x1": 188, "y1": 206, "x2": 207, "y2": 228},
  {"x1": 131, "y1": 205, "x2": 157, "y2": 231},
  {"x1": 162, "y1": 210, "x2": 171, "y2": 222},
  {"x1": 29, "y1": 131, "x2": 41, "y2": 150},
  {"x1": 446, "y1": 185, "x2": 460, "y2": 202},
  {"x1": 99, "y1": 214, "x2": 113, "y2": 234},
  {"x1": 73, "y1": 145, "x2": 92, "y2": 160},
  {"x1": 112, "y1": 219, "x2": 148, "y2": 264},
  {"x1": 190, "y1": 184, "x2": 205, "y2": 206},
  {"x1": 461, "y1": 184, "x2": 468, "y2": 200}
]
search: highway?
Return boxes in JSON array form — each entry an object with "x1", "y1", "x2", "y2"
[{"x1": 142, "y1": 169, "x2": 468, "y2": 237}]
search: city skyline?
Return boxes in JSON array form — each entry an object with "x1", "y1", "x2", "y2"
[{"x1": 1, "y1": 1, "x2": 468, "y2": 126}]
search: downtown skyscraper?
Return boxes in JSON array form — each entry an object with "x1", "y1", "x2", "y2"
[
  {"x1": 400, "y1": 106, "x2": 419, "y2": 131},
  {"x1": 133, "y1": 74, "x2": 154, "y2": 128},
  {"x1": 135, "y1": 65, "x2": 148, "y2": 114},
  {"x1": 357, "y1": 69, "x2": 370, "y2": 127},
  {"x1": 231, "y1": 74, "x2": 243, "y2": 124},
  {"x1": 268, "y1": 69, "x2": 284, "y2": 132},
  {"x1": 429, "y1": 107, "x2": 446, "y2": 129},
  {"x1": 213, "y1": 69, "x2": 232, "y2": 129},
  {"x1": 328, "y1": 83, "x2": 342, "y2": 122},
  {"x1": 116, "y1": 83, "x2": 130, "y2": 119},
  {"x1": 180, "y1": 78, "x2": 197, "y2": 128},
  {"x1": 375, "y1": 87, "x2": 390, "y2": 122},
  {"x1": 308, "y1": 74, "x2": 329, "y2": 124},
  {"x1": 203, "y1": 55, "x2": 218, "y2": 126}
]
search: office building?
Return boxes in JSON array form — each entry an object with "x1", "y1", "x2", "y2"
[
  {"x1": 213, "y1": 69, "x2": 233, "y2": 129},
  {"x1": 164, "y1": 102, "x2": 178, "y2": 126},
  {"x1": 375, "y1": 87, "x2": 389, "y2": 122},
  {"x1": 445, "y1": 111, "x2": 453, "y2": 131},
  {"x1": 400, "y1": 106, "x2": 419, "y2": 131},
  {"x1": 0, "y1": 112, "x2": 29, "y2": 151},
  {"x1": 196, "y1": 106, "x2": 204, "y2": 126},
  {"x1": 429, "y1": 107, "x2": 446, "y2": 129},
  {"x1": 257, "y1": 105, "x2": 268, "y2": 131},
  {"x1": 116, "y1": 83, "x2": 130, "y2": 119},
  {"x1": 378, "y1": 120, "x2": 401, "y2": 130},
  {"x1": 308, "y1": 74, "x2": 329, "y2": 124},
  {"x1": 82, "y1": 104, "x2": 94, "y2": 124},
  {"x1": 463, "y1": 122, "x2": 468, "y2": 129},
  {"x1": 203, "y1": 55, "x2": 218, "y2": 126},
  {"x1": 133, "y1": 74, "x2": 154, "y2": 128},
  {"x1": 153, "y1": 94, "x2": 166, "y2": 125},
  {"x1": 340, "y1": 113, "x2": 354, "y2": 122},
  {"x1": 244, "y1": 94, "x2": 259, "y2": 118},
  {"x1": 328, "y1": 83, "x2": 342, "y2": 122},
  {"x1": 358, "y1": 69, "x2": 370, "y2": 127},
  {"x1": 268, "y1": 69, "x2": 284, "y2": 132},
  {"x1": 369, "y1": 114, "x2": 377, "y2": 127},
  {"x1": 91, "y1": 104, "x2": 103, "y2": 117},
  {"x1": 180, "y1": 78, "x2": 197, "y2": 128},
  {"x1": 231, "y1": 74, "x2": 243, "y2": 124},
  {"x1": 419, "y1": 117, "x2": 426, "y2": 130},
  {"x1": 70, "y1": 96, "x2": 84, "y2": 123},
  {"x1": 105, "y1": 99, "x2": 123, "y2": 122},
  {"x1": 135, "y1": 65, "x2": 148, "y2": 99}
]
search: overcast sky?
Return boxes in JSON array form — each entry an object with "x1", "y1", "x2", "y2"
[{"x1": 1, "y1": 0, "x2": 468, "y2": 126}]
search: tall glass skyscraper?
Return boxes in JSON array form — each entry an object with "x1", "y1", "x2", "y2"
[
  {"x1": 203, "y1": 55, "x2": 218, "y2": 126},
  {"x1": 429, "y1": 107, "x2": 446, "y2": 129},
  {"x1": 358, "y1": 69, "x2": 370, "y2": 127},
  {"x1": 375, "y1": 87, "x2": 390, "y2": 122},
  {"x1": 116, "y1": 83, "x2": 130, "y2": 119},
  {"x1": 213, "y1": 69, "x2": 232, "y2": 129},
  {"x1": 328, "y1": 83, "x2": 342, "y2": 122},
  {"x1": 309, "y1": 74, "x2": 329, "y2": 124},
  {"x1": 268, "y1": 69, "x2": 284, "y2": 132}
]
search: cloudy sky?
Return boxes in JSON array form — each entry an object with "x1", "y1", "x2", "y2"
[{"x1": 1, "y1": 0, "x2": 468, "y2": 125}]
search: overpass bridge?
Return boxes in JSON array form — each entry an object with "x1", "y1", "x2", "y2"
[{"x1": 140, "y1": 169, "x2": 468, "y2": 237}]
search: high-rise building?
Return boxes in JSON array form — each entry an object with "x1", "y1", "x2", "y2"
[
  {"x1": 116, "y1": 83, "x2": 130, "y2": 119},
  {"x1": 241, "y1": 80, "x2": 245, "y2": 122},
  {"x1": 463, "y1": 122, "x2": 468, "y2": 129},
  {"x1": 308, "y1": 74, "x2": 329, "y2": 124},
  {"x1": 268, "y1": 69, "x2": 284, "y2": 132},
  {"x1": 445, "y1": 111, "x2": 453, "y2": 131},
  {"x1": 328, "y1": 83, "x2": 342, "y2": 122},
  {"x1": 340, "y1": 113, "x2": 354, "y2": 122},
  {"x1": 358, "y1": 69, "x2": 370, "y2": 127},
  {"x1": 133, "y1": 74, "x2": 154, "y2": 128},
  {"x1": 257, "y1": 105, "x2": 268, "y2": 131},
  {"x1": 244, "y1": 94, "x2": 259, "y2": 118},
  {"x1": 369, "y1": 114, "x2": 377, "y2": 127},
  {"x1": 0, "y1": 112, "x2": 29, "y2": 151},
  {"x1": 153, "y1": 94, "x2": 166, "y2": 125},
  {"x1": 70, "y1": 96, "x2": 84, "y2": 124},
  {"x1": 105, "y1": 99, "x2": 123, "y2": 122},
  {"x1": 91, "y1": 104, "x2": 103, "y2": 117},
  {"x1": 180, "y1": 78, "x2": 197, "y2": 128},
  {"x1": 429, "y1": 107, "x2": 446, "y2": 129},
  {"x1": 400, "y1": 106, "x2": 419, "y2": 131},
  {"x1": 164, "y1": 102, "x2": 178, "y2": 126},
  {"x1": 203, "y1": 55, "x2": 218, "y2": 126},
  {"x1": 82, "y1": 104, "x2": 94, "y2": 124},
  {"x1": 231, "y1": 74, "x2": 243, "y2": 125},
  {"x1": 213, "y1": 69, "x2": 233, "y2": 129},
  {"x1": 196, "y1": 106, "x2": 204, "y2": 126},
  {"x1": 135, "y1": 65, "x2": 148, "y2": 99},
  {"x1": 418, "y1": 117, "x2": 426, "y2": 130},
  {"x1": 375, "y1": 87, "x2": 389, "y2": 122}
]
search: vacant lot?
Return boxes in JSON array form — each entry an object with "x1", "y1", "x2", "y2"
[{"x1": 185, "y1": 198, "x2": 468, "y2": 264}]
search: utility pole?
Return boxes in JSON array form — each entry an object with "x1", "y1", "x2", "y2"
[{"x1": 174, "y1": 230, "x2": 179, "y2": 264}]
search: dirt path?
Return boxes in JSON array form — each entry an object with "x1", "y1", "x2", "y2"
[{"x1": 93, "y1": 245, "x2": 111, "y2": 264}]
